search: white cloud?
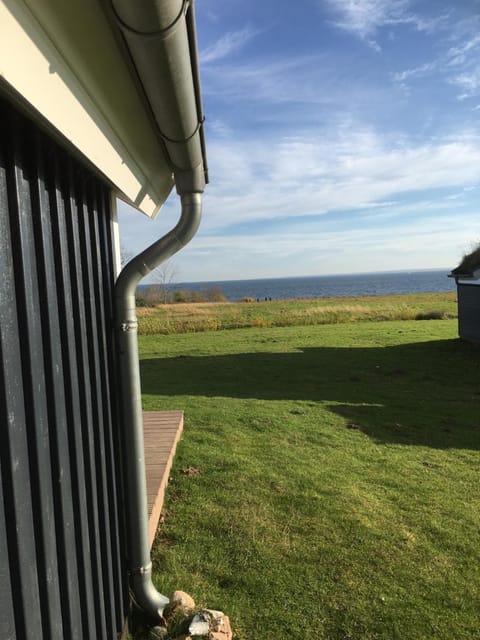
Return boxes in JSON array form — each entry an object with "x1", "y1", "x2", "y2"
[
  {"x1": 202, "y1": 55, "x2": 319, "y2": 104},
  {"x1": 447, "y1": 34, "x2": 480, "y2": 67},
  {"x1": 193, "y1": 219, "x2": 477, "y2": 257},
  {"x1": 392, "y1": 61, "x2": 437, "y2": 83},
  {"x1": 391, "y1": 14, "x2": 480, "y2": 99},
  {"x1": 200, "y1": 27, "x2": 259, "y2": 64},
  {"x1": 117, "y1": 122, "x2": 480, "y2": 280},
  {"x1": 201, "y1": 125, "x2": 480, "y2": 230},
  {"x1": 201, "y1": 54, "x2": 394, "y2": 122},
  {"x1": 175, "y1": 211, "x2": 480, "y2": 280},
  {"x1": 449, "y1": 69, "x2": 480, "y2": 98},
  {"x1": 324, "y1": 0, "x2": 446, "y2": 49},
  {"x1": 326, "y1": 0, "x2": 409, "y2": 38}
]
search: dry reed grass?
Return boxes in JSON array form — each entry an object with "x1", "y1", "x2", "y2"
[{"x1": 136, "y1": 293, "x2": 457, "y2": 335}]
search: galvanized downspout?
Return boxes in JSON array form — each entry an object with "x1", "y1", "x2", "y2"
[
  {"x1": 109, "y1": 0, "x2": 207, "y2": 624},
  {"x1": 114, "y1": 193, "x2": 201, "y2": 622}
]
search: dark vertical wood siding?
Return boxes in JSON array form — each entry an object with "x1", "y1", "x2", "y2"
[
  {"x1": 457, "y1": 282, "x2": 480, "y2": 343},
  {"x1": 0, "y1": 95, "x2": 128, "y2": 639}
]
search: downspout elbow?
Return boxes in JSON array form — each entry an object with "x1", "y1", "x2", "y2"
[
  {"x1": 116, "y1": 192, "x2": 202, "y2": 302},
  {"x1": 130, "y1": 564, "x2": 169, "y2": 624}
]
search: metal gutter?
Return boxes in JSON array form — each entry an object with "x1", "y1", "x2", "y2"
[
  {"x1": 109, "y1": 0, "x2": 207, "y2": 625},
  {"x1": 185, "y1": 4, "x2": 209, "y2": 185},
  {"x1": 110, "y1": 0, "x2": 207, "y2": 195}
]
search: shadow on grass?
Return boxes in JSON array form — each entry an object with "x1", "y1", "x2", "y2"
[{"x1": 140, "y1": 339, "x2": 480, "y2": 450}]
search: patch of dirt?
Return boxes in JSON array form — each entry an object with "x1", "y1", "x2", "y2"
[{"x1": 181, "y1": 466, "x2": 201, "y2": 477}]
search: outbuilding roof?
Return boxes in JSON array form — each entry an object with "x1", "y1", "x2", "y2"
[{"x1": 449, "y1": 245, "x2": 480, "y2": 280}]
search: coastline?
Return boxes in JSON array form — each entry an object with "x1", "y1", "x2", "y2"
[{"x1": 140, "y1": 269, "x2": 455, "y2": 303}]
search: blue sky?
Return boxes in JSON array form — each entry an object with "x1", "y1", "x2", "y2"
[{"x1": 118, "y1": 0, "x2": 480, "y2": 283}]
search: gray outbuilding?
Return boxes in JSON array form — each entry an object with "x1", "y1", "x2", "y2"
[{"x1": 449, "y1": 247, "x2": 480, "y2": 343}]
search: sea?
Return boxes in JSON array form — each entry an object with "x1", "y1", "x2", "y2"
[{"x1": 159, "y1": 268, "x2": 456, "y2": 302}]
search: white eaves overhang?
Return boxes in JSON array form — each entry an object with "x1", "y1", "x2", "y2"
[{"x1": 0, "y1": 0, "x2": 180, "y2": 217}]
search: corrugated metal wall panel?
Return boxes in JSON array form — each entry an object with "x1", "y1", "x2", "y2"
[
  {"x1": 50, "y1": 153, "x2": 98, "y2": 639},
  {"x1": 0, "y1": 94, "x2": 128, "y2": 639},
  {"x1": 0, "y1": 107, "x2": 43, "y2": 640},
  {"x1": 95, "y1": 187, "x2": 127, "y2": 632},
  {"x1": 31, "y1": 131, "x2": 85, "y2": 638},
  {"x1": 10, "y1": 112, "x2": 65, "y2": 639}
]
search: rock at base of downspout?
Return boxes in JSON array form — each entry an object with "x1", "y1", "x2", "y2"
[
  {"x1": 185, "y1": 609, "x2": 233, "y2": 639},
  {"x1": 132, "y1": 592, "x2": 233, "y2": 640}
]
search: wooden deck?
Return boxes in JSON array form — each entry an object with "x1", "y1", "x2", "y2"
[{"x1": 143, "y1": 410, "x2": 184, "y2": 548}]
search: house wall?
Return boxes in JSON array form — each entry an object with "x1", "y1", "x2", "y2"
[
  {"x1": 0, "y1": 94, "x2": 128, "y2": 638},
  {"x1": 457, "y1": 282, "x2": 480, "y2": 343}
]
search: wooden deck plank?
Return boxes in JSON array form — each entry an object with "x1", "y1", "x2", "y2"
[{"x1": 143, "y1": 410, "x2": 184, "y2": 548}]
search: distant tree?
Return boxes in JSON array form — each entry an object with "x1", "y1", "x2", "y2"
[
  {"x1": 119, "y1": 248, "x2": 179, "y2": 305},
  {"x1": 120, "y1": 243, "x2": 134, "y2": 268},
  {"x1": 151, "y1": 260, "x2": 178, "y2": 304}
]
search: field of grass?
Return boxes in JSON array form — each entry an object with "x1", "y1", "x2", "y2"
[
  {"x1": 139, "y1": 301, "x2": 479, "y2": 639},
  {"x1": 136, "y1": 292, "x2": 457, "y2": 335}
]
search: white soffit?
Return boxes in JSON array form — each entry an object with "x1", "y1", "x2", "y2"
[{"x1": 0, "y1": 0, "x2": 174, "y2": 217}]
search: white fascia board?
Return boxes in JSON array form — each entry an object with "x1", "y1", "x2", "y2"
[
  {"x1": 110, "y1": 193, "x2": 122, "y2": 278},
  {"x1": 0, "y1": 0, "x2": 174, "y2": 217}
]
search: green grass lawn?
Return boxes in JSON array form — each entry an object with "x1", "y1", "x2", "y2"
[{"x1": 140, "y1": 314, "x2": 479, "y2": 639}]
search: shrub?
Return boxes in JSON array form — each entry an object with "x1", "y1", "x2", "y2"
[
  {"x1": 172, "y1": 288, "x2": 226, "y2": 303},
  {"x1": 173, "y1": 290, "x2": 188, "y2": 303},
  {"x1": 415, "y1": 310, "x2": 446, "y2": 320},
  {"x1": 135, "y1": 294, "x2": 153, "y2": 307},
  {"x1": 191, "y1": 291, "x2": 208, "y2": 302},
  {"x1": 204, "y1": 286, "x2": 227, "y2": 302}
]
